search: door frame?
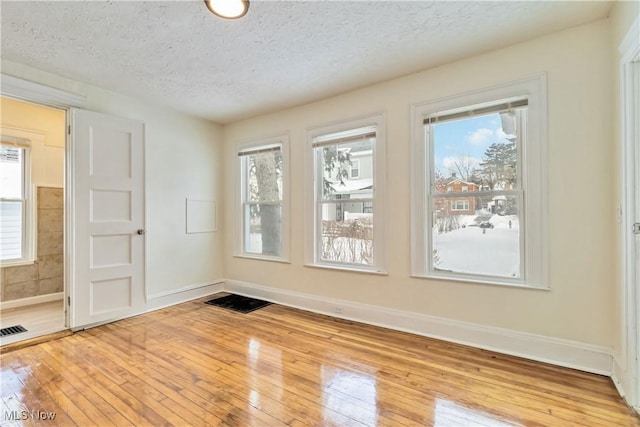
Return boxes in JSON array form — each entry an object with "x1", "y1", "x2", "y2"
[
  {"x1": 619, "y1": 16, "x2": 640, "y2": 408},
  {"x1": 1, "y1": 74, "x2": 86, "y2": 328}
]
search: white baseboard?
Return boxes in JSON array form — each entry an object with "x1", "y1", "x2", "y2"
[
  {"x1": 1, "y1": 292, "x2": 63, "y2": 311},
  {"x1": 146, "y1": 280, "x2": 225, "y2": 312},
  {"x1": 224, "y1": 279, "x2": 613, "y2": 375},
  {"x1": 613, "y1": 355, "x2": 639, "y2": 410},
  {"x1": 71, "y1": 281, "x2": 226, "y2": 332}
]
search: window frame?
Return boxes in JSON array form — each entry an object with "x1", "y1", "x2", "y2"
[
  {"x1": 410, "y1": 75, "x2": 548, "y2": 289},
  {"x1": 306, "y1": 114, "x2": 387, "y2": 274},
  {"x1": 234, "y1": 135, "x2": 290, "y2": 263},
  {"x1": 450, "y1": 200, "x2": 469, "y2": 211},
  {"x1": 0, "y1": 142, "x2": 34, "y2": 266}
]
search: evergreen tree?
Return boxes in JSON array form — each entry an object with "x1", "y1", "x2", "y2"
[{"x1": 479, "y1": 141, "x2": 517, "y2": 190}]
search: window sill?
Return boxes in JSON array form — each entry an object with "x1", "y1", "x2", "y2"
[
  {"x1": 0, "y1": 259, "x2": 36, "y2": 268},
  {"x1": 411, "y1": 272, "x2": 550, "y2": 291},
  {"x1": 304, "y1": 263, "x2": 388, "y2": 276},
  {"x1": 233, "y1": 254, "x2": 291, "y2": 264}
]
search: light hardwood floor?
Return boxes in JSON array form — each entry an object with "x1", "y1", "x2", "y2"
[
  {"x1": 1, "y1": 295, "x2": 638, "y2": 426},
  {"x1": 0, "y1": 301, "x2": 65, "y2": 347}
]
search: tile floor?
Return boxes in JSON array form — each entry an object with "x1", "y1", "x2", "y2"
[{"x1": 0, "y1": 300, "x2": 65, "y2": 347}]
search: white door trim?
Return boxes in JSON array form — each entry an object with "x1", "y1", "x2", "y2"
[
  {"x1": 1, "y1": 74, "x2": 86, "y2": 109},
  {"x1": 618, "y1": 15, "x2": 640, "y2": 408},
  {"x1": 1, "y1": 75, "x2": 86, "y2": 330}
]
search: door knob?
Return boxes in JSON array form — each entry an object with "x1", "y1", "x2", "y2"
[{"x1": 136, "y1": 229, "x2": 145, "y2": 235}]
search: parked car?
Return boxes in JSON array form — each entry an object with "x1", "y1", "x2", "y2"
[{"x1": 479, "y1": 221, "x2": 494, "y2": 229}]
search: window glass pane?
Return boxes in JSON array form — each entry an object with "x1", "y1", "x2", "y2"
[
  {"x1": 431, "y1": 109, "x2": 522, "y2": 193},
  {"x1": 0, "y1": 147, "x2": 23, "y2": 198},
  {"x1": 320, "y1": 139, "x2": 373, "y2": 201},
  {"x1": 0, "y1": 201, "x2": 23, "y2": 261},
  {"x1": 350, "y1": 160, "x2": 360, "y2": 178},
  {"x1": 320, "y1": 202, "x2": 373, "y2": 265},
  {"x1": 247, "y1": 150, "x2": 282, "y2": 202},
  {"x1": 244, "y1": 203, "x2": 281, "y2": 256},
  {"x1": 432, "y1": 195, "x2": 520, "y2": 278}
]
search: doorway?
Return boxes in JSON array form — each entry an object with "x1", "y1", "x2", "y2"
[
  {"x1": 0, "y1": 96, "x2": 67, "y2": 346},
  {"x1": 0, "y1": 75, "x2": 147, "y2": 343}
]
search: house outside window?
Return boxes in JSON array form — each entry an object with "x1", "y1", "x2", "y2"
[
  {"x1": 236, "y1": 136, "x2": 289, "y2": 261},
  {"x1": 307, "y1": 114, "x2": 386, "y2": 272},
  {"x1": 0, "y1": 144, "x2": 30, "y2": 263},
  {"x1": 411, "y1": 76, "x2": 547, "y2": 288}
]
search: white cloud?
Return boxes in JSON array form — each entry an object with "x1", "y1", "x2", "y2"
[
  {"x1": 466, "y1": 127, "x2": 515, "y2": 146},
  {"x1": 466, "y1": 128, "x2": 493, "y2": 146}
]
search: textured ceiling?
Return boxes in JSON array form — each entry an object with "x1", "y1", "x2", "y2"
[{"x1": 1, "y1": 1, "x2": 612, "y2": 124}]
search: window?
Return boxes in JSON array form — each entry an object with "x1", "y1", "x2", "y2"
[
  {"x1": 0, "y1": 143, "x2": 30, "y2": 263},
  {"x1": 307, "y1": 115, "x2": 386, "y2": 272},
  {"x1": 450, "y1": 200, "x2": 469, "y2": 211},
  {"x1": 236, "y1": 136, "x2": 289, "y2": 261},
  {"x1": 363, "y1": 201, "x2": 373, "y2": 214},
  {"x1": 411, "y1": 76, "x2": 547, "y2": 288},
  {"x1": 350, "y1": 159, "x2": 360, "y2": 178}
]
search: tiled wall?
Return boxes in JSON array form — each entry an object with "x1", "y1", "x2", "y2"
[{"x1": 1, "y1": 187, "x2": 64, "y2": 302}]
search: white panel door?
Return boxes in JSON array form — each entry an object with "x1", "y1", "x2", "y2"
[{"x1": 70, "y1": 109, "x2": 145, "y2": 328}]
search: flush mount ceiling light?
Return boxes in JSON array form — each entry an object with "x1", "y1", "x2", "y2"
[{"x1": 204, "y1": 0, "x2": 249, "y2": 19}]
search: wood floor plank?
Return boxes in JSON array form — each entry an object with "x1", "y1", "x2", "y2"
[
  {"x1": 1, "y1": 296, "x2": 638, "y2": 426},
  {"x1": 129, "y1": 309, "x2": 416, "y2": 426},
  {"x1": 37, "y1": 342, "x2": 143, "y2": 426}
]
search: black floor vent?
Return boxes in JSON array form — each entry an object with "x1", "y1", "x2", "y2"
[
  {"x1": 1, "y1": 325, "x2": 28, "y2": 337},
  {"x1": 205, "y1": 294, "x2": 273, "y2": 314}
]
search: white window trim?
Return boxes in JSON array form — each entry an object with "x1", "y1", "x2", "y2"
[
  {"x1": 233, "y1": 134, "x2": 290, "y2": 263},
  {"x1": 410, "y1": 74, "x2": 548, "y2": 289},
  {"x1": 0, "y1": 127, "x2": 46, "y2": 267},
  {"x1": 305, "y1": 113, "x2": 387, "y2": 273}
]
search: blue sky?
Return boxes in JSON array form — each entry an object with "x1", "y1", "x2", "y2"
[{"x1": 432, "y1": 113, "x2": 511, "y2": 178}]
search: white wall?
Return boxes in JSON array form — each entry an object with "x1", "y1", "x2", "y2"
[
  {"x1": 1, "y1": 96, "x2": 65, "y2": 188},
  {"x1": 223, "y1": 19, "x2": 616, "y2": 349},
  {"x1": 1, "y1": 60, "x2": 226, "y2": 299},
  {"x1": 84, "y1": 88, "x2": 225, "y2": 298}
]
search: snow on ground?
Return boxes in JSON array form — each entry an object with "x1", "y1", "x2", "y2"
[
  {"x1": 247, "y1": 213, "x2": 520, "y2": 278},
  {"x1": 458, "y1": 215, "x2": 477, "y2": 227},
  {"x1": 434, "y1": 215, "x2": 520, "y2": 278}
]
